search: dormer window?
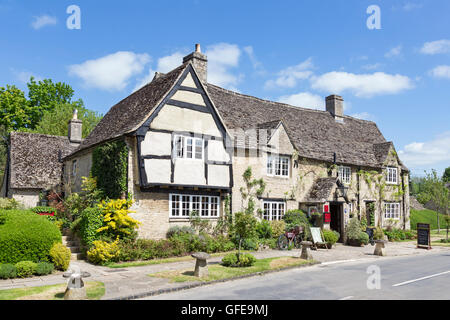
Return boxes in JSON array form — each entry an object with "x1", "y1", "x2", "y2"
[
  {"x1": 173, "y1": 135, "x2": 203, "y2": 160},
  {"x1": 267, "y1": 155, "x2": 289, "y2": 177},
  {"x1": 338, "y1": 166, "x2": 351, "y2": 184},
  {"x1": 386, "y1": 167, "x2": 398, "y2": 184}
]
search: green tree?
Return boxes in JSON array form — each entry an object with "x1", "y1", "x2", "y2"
[
  {"x1": 0, "y1": 85, "x2": 31, "y2": 137},
  {"x1": 232, "y1": 211, "x2": 257, "y2": 259},
  {"x1": 26, "y1": 103, "x2": 102, "y2": 138},
  {"x1": 239, "y1": 167, "x2": 266, "y2": 215},
  {"x1": 443, "y1": 167, "x2": 450, "y2": 183}
]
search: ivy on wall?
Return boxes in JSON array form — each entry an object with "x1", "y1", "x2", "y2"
[{"x1": 91, "y1": 140, "x2": 128, "y2": 199}]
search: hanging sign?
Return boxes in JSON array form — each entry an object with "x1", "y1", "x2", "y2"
[
  {"x1": 323, "y1": 204, "x2": 329, "y2": 213},
  {"x1": 324, "y1": 213, "x2": 331, "y2": 223}
]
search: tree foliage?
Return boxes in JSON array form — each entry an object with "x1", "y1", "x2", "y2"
[{"x1": 443, "y1": 167, "x2": 450, "y2": 183}]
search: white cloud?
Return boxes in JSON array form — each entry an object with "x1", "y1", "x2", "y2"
[
  {"x1": 362, "y1": 63, "x2": 383, "y2": 71},
  {"x1": 11, "y1": 69, "x2": 42, "y2": 83},
  {"x1": 243, "y1": 46, "x2": 264, "y2": 74},
  {"x1": 157, "y1": 52, "x2": 186, "y2": 73},
  {"x1": 398, "y1": 132, "x2": 450, "y2": 167},
  {"x1": 278, "y1": 92, "x2": 324, "y2": 110},
  {"x1": 350, "y1": 112, "x2": 374, "y2": 121},
  {"x1": 310, "y1": 71, "x2": 414, "y2": 97},
  {"x1": 420, "y1": 39, "x2": 450, "y2": 55},
  {"x1": 132, "y1": 68, "x2": 156, "y2": 92},
  {"x1": 385, "y1": 45, "x2": 402, "y2": 58},
  {"x1": 429, "y1": 65, "x2": 450, "y2": 79},
  {"x1": 68, "y1": 51, "x2": 151, "y2": 91},
  {"x1": 205, "y1": 43, "x2": 243, "y2": 88},
  {"x1": 31, "y1": 15, "x2": 57, "y2": 29},
  {"x1": 264, "y1": 58, "x2": 314, "y2": 89}
]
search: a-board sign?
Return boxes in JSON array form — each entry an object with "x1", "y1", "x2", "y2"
[{"x1": 417, "y1": 223, "x2": 431, "y2": 250}]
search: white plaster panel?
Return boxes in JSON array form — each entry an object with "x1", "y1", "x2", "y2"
[
  {"x1": 150, "y1": 104, "x2": 221, "y2": 137},
  {"x1": 144, "y1": 159, "x2": 171, "y2": 184},
  {"x1": 171, "y1": 90, "x2": 206, "y2": 106},
  {"x1": 173, "y1": 159, "x2": 205, "y2": 185},
  {"x1": 181, "y1": 73, "x2": 197, "y2": 88},
  {"x1": 208, "y1": 165, "x2": 229, "y2": 187},
  {"x1": 207, "y1": 140, "x2": 230, "y2": 162},
  {"x1": 141, "y1": 131, "x2": 171, "y2": 156},
  {"x1": 11, "y1": 189, "x2": 40, "y2": 208}
]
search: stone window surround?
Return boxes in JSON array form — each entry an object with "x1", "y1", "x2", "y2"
[
  {"x1": 384, "y1": 202, "x2": 401, "y2": 220},
  {"x1": 266, "y1": 155, "x2": 290, "y2": 178},
  {"x1": 169, "y1": 193, "x2": 220, "y2": 218},
  {"x1": 338, "y1": 165, "x2": 351, "y2": 185},
  {"x1": 386, "y1": 167, "x2": 398, "y2": 185}
]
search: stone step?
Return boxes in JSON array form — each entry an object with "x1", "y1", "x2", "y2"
[
  {"x1": 63, "y1": 240, "x2": 80, "y2": 247},
  {"x1": 68, "y1": 246, "x2": 80, "y2": 253},
  {"x1": 71, "y1": 253, "x2": 83, "y2": 261}
]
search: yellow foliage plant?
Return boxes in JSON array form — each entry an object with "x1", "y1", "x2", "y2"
[
  {"x1": 96, "y1": 199, "x2": 141, "y2": 236},
  {"x1": 87, "y1": 238, "x2": 120, "y2": 265}
]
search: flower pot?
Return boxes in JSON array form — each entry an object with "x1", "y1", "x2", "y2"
[{"x1": 347, "y1": 239, "x2": 362, "y2": 247}]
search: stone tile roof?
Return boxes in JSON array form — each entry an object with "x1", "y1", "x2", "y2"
[
  {"x1": 9, "y1": 132, "x2": 77, "y2": 189},
  {"x1": 307, "y1": 177, "x2": 338, "y2": 202}
]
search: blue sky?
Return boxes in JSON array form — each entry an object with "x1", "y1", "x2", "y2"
[{"x1": 1, "y1": 0, "x2": 449, "y2": 177}]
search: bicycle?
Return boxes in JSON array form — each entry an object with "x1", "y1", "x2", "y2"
[{"x1": 277, "y1": 225, "x2": 304, "y2": 250}]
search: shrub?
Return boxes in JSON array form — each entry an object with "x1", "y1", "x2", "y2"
[
  {"x1": 237, "y1": 237, "x2": 258, "y2": 251},
  {"x1": 0, "y1": 198, "x2": 22, "y2": 210},
  {"x1": 323, "y1": 230, "x2": 340, "y2": 246},
  {"x1": 79, "y1": 207, "x2": 104, "y2": 248},
  {"x1": 269, "y1": 220, "x2": 286, "y2": 238},
  {"x1": 255, "y1": 220, "x2": 272, "y2": 239},
  {"x1": 221, "y1": 253, "x2": 256, "y2": 267},
  {"x1": 87, "y1": 238, "x2": 120, "y2": 265},
  {"x1": 383, "y1": 228, "x2": 415, "y2": 242},
  {"x1": 166, "y1": 225, "x2": 195, "y2": 238},
  {"x1": 259, "y1": 238, "x2": 277, "y2": 249},
  {"x1": 97, "y1": 199, "x2": 141, "y2": 239},
  {"x1": 359, "y1": 232, "x2": 369, "y2": 245},
  {"x1": 0, "y1": 264, "x2": 17, "y2": 279},
  {"x1": 35, "y1": 262, "x2": 54, "y2": 276},
  {"x1": 49, "y1": 243, "x2": 71, "y2": 271},
  {"x1": 283, "y1": 210, "x2": 309, "y2": 229},
  {"x1": 373, "y1": 227, "x2": 384, "y2": 240},
  {"x1": 15, "y1": 261, "x2": 37, "y2": 278},
  {"x1": 0, "y1": 210, "x2": 62, "y2": 264},
  {"x1": 31, "y1": 206, "x2": 56, "y2": 215},
  {"x1": 346, "y1": 216, "x2": 361, "y2": 240}
]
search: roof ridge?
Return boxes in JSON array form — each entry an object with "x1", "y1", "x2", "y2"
[
  {"x1": 206, "y1": 83, "x2": 377, "y2": 124},
  {"x1": 11, "y1": 131, "x2": 70, "y2": 140}
]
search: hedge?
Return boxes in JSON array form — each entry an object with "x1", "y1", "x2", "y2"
[
  {"x1": 0, "y1": 210, "x2": 62, "y2": 264},
  {"x1": 79, "y1": 207, "x2": 104, "y2": 248}
]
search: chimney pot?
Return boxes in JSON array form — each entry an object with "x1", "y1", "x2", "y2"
[{"x1": 195, "y1": 43, "x2": 201, "y2": 53}]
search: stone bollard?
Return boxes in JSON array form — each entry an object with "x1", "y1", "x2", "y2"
[
  {"x1": 62, "y1": 265, "x2": 91, "y2": 300},
  {"x1": 191, "y1": 252, "x2": 210, "y2": 278},
  {"x1": 374, "y1": 240, "x2": 387, "y2": 256},
  {"x1": 300, "y1": 241, "x2": 313, "y2": 260}
]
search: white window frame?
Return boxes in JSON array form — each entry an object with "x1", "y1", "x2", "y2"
[
  {"x1": 169, "y1": 193, "x2": 219, "y2": 218},
  {"x1": 71, "y1": 160, "x2": 77, "y2": 177},
  {"x1": 266, "y1": 155, "x2": 290, "y2": 178},
  {"x1": 384, "y1": 202, "x2": 400, "y2": 220},
  {"x1": 262, "y1": 201, "x2": 286, "y2": 221},
  {"x1": 338, "y1": 166, "x2": 351, "y2": 185},
  {"x1": 173, "y1": 135, "x2": 204, "y2": 160},
  {"x1": 386, "y1": 167, "x2": 398, "y2": 184}
]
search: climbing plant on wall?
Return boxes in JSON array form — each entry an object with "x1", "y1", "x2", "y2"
[{"x1": 91, "y1": 139, "x2": 128, "y2": 199}]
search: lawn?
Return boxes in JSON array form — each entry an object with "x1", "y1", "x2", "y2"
[
  {"x1": 148, "y1": 257, "x2": 316, "y2": 283},
  {"x1": 410, "y1": 209, "x2": 449, "y2": 230},
  {"x1": 107, "y1": 250, "x2": 251, "y2": 268},
  {"x1": 0, "y1": 281, "x2": 105, "y2": 300}
]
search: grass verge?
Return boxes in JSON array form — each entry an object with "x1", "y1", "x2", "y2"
[
  {"x1": 107, "y1": 250, "x2": 252, "y2": 268},
  {"x1": 148, "y1": 256, "x2": 316, "y2": 283},
  {"x1": 411, "y1": 209, "x2": 449, "y2": 230},
  {"x1": 0, "y1": 281, "x2": 105, "y2": 300}
]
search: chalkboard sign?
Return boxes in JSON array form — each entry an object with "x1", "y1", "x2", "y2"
[{"x1": 417, "y1": 223, "x2": 431, "y2": 250}]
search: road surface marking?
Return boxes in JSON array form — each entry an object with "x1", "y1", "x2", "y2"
[
  {"x1": 321, "y1": 259, "x2": 357, "y2": 265},
  {"x1": 339, "y1": 296, "x2": 354, "y2": 300},
  {"x1": 392, "y1": 270, "x2": 450, "y2": 287}
]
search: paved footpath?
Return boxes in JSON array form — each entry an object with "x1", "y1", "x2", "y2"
[{"x1": 0, "y1": 241, "x2": 448, "y2": 300}]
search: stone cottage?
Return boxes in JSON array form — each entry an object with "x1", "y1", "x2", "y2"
[{"x1": 1, "y1": 44, "x2": 410, "y2": 240}]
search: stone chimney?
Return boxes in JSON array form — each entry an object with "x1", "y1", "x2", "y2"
[
  {"x1": 68, "y1": 109, "x2": 82, "y2": 145},
  {"x1": 326, "y1": 95, "x2": 344, "y2": 122},
  {"x1": 183, "y1": 44, "x2": 208, "y2": 84}
]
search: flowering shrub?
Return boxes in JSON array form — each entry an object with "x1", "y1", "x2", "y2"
[
  {"x1": 87, "y1": 238, "x2": 120, "y2": 265},
  {"x1": 97, "y1": 199, "x2": 141, "y2": 238},
  {"x1": 49, "y1": 243, "x2": 71, "y2": 271}
]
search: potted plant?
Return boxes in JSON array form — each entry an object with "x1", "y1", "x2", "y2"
[
  {"x1": 346, "y1": 216, "x2": 364, "y2": 246},
  {"x1": 323, "y1": 229, "x2": 340, "y2": 249},
  {"x1": 373, "y1": 227, "x2": 387, "y2": 256}
]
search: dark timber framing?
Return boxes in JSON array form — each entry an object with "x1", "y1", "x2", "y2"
[{"x1": 133, "y1": 64, "x2": 233, "y2": 191}]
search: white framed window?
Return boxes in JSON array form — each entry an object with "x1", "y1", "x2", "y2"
[
  {"x1": 170, "y1": 194, "x2": 219, "y2": 218},
  {"x1": 386, "y1": 167, "x2": 398, "y2": 184},
  {"x1": 338, "y1": 166, "x2": 351, "y2": 184},
  {"x1": 267, "y1": 155, "x2": 289, "y2": 177},
  {"x1": 173, "y1": 135, "x2": 203, "y2": 160},
  {"x1": 384, "y1": 202, "x2": 400, "y2": 220},
  {"x1": 71, "y1": 160, "x2": 77, "y2": 177},
  {"x1": 262, "y1": 201, "x2": 286, "y2": 221}
]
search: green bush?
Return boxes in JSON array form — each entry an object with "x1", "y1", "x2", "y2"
[
  {"x1": 31, "y1": 206, "x2": 56, "y2": 215},
  {"x1": 255, "y1": 220, "x2": 272, "y2": 239},
  {"x1": 15, "y1": 261, "x2": 37, "y2": 278},
  {"x1": 269, "y1": 220, "x2": 286, "y2": 238},
  {"x1": 259, "y1": 238, "x2": 277, "y2": 249},
  {"x1": 0, "y1": 198, "x2": 22, "y2": 210},
  {"x1": 346, "y1": 216, "x2": 361, "y2": 240},
  {"x1": 0, "y1": 264, "x2": 17, "y2": 279},
  {"x1": 49, "y1": 243, "x2": 71, "y2": 271},
  {"x1": 166, "y1": 225, "x2": 195, "y2": 238},
  {"x1": 35, "y1": 262, "x2": 54, "y2": 276},
  {"x1": 0, "y1": 210, "x2": 62, "y2": 264},
  {"x1": 359, "y1": 232, "x2": 369, "y2": 245},
  {"x1": 323, "y1": 230, "x2": 340, "y2": 246},
  {"x1": 221, "y1": 253, "x2": 256, "y2": 267},
  {"x1": 79, "y1": 207, "x2": 104, "y2": 248},
  {"x1": 383, "y1": 228, "x2": 416, "y2": 242}
]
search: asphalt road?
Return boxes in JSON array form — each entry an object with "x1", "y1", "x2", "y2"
[{"x1": 141, "y1": 253, "x2": 450, "y2": 300}]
